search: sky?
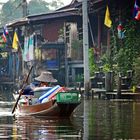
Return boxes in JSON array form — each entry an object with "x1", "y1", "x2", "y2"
[{"x1": 0, "y1": 0, "x2": 72, "y2": 5}]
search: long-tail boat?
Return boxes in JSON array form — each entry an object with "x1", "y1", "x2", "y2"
[{"x1": 13, "y1": 86, "x2": 81, "y2": 117}]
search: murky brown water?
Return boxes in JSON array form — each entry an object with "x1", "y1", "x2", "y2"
[{"x1": 0, "y1": 91, "x2": 140, "y2": 139}]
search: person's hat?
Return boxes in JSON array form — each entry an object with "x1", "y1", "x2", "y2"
[{"x1": 35, "y1": 71, "x2": 57, "y2": 83}]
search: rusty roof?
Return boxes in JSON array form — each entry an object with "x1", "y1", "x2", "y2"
[
  {"x1": 7, "y1": 7, "x2": 79, "y2": 27},
  {"x1": 28, "y1": 8, "x2": 80, "y2": 22}
]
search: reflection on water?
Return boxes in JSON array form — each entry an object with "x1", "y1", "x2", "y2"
[
  {"x1": 1, "y1": 90, "x2": 140, "y2": 139},
  {"x1": 82, "y1": 99, "x2": 140, "y2": 140},
  {"x1": 13, "y1": 116, "x2": 83, "y2": 140},
  {"x1": 0, "y1": 101, "x2": 13, "y2": 117}
]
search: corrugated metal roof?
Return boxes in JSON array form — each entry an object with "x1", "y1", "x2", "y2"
[
  {"x1": 27, "y1": 8, "x2": 79, "y2": 21},
  {"x1": 7, "y1": 17, "x2": 28, "y2": 27},
  {"x1": 7, "y1": 8, "x2": 79, "y2": 27}
]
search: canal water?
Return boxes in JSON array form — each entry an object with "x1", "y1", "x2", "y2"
[{"x1": 0, "y1": 90, "x2": 140, "y2": 139}]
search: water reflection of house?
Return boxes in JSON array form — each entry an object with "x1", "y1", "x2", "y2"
[{"x1": 0, "y1": 0, "x2": 133, "y2": 88}]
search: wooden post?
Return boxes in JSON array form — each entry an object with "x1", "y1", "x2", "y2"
[
  {"x1": 117, "y1": 72, "x2": 122, "y2": 98},
  {"x1": 98, "y1": 12, "x2": 101, "y2": 55},
  {"x1": 107, "y1": 29, "x2": 111, "y2": 56},
  {"x1": 64, "y1": 22, "x2": 69, "y2": 87}
]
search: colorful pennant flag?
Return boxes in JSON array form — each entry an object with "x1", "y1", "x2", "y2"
[
  {"x1": 117, "y1": 23, "x2": 125, "y2": 39},
  {"x1": 12, "y1": 31, "x2": 19, "y2": 50},
  {"x1": 104, "y1": 6, "x2": 112, "y2": 28},
  {"x1": 2, "y1": 26, "x2": 9, "y2": 43},
  {"x1": 3, "y1": 25, "x2": 9, "y2": 35},
  {"x1": 133, "y1": 0, "x2": 140, "y2": 20}
]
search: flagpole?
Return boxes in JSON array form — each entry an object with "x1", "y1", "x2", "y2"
[
  {"x1": 12, "y1": 30, "x2": 24, "y2": 83},
  {"x1": 16, "y1": 33, "x2": 24, "y2": 81}
]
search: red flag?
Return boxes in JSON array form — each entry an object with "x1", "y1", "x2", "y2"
[{"x1": 133, "y1": 0, "x2": 140, "y2": 20}]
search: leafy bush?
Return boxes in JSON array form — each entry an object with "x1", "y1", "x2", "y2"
[
  {"x1": 132, "y1": 57, "x2": 140, "y2": 86},
  {"x1": 89, "y1": 48, "x2": 98, "y2": 76}
]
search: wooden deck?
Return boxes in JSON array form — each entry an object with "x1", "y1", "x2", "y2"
[
  {"x1": 75, "y1": 87, "x2": 140, "y2": 100},
  {"x1": 106, "y1": 91, "x2": 140, "y2": 100}
]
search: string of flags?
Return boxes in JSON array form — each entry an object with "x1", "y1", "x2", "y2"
[
  {"x1": 104, "y1": 0, "x2": 140, "y2": 40},
  {"x1": 0, "y1": 25, "x2": 19, "y2": 51},
  {"x1": 0, "y1": 25, "x2": 34, "y2": 62},
  {"x1": 0, "y1": 25, "x2": 9, "y2": 48},
  {"x1": 0, "y1": 25, "x2": 34, "y2": 61}
]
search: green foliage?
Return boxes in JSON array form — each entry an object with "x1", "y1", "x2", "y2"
[
  {"x1": 0, "y1": 0, "x2": 22, "y2": 25},
  {"x1": 133, "y1": 57, "x2": 140, "y2": 85},
  {"x1": 100, "y1": 53, "x2": 113, "y2": 73},
  {"x1": 28, "y1": 0, "x2": 50, "y2": 15},
  {"x1": 50, "y1": 0, "x2": 64, "y2": 10},
  {"x1": 115, "y1": 48, "x2": 133, "y2": 74},
  {"x1": 89, "y1": 48, "x2": 98, "y2": 76},
  {"x1": 115, "y1": 21, "x2": 140, "y2": 75},
  {"x1": 101, "y1": 20, "x2": 140, "y2": 85},
  {"x1": 0, "y1": 0, "x2": 64, "y2": 26},
  {"x1": 124, "y1": 22, "x2": 140, "y2": 61},
  {"x1": 100, "y1": 31, "x2": 117, "y2": 73}
]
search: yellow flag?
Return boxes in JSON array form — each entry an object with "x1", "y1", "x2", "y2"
[
  {"x1": 12, "y1": 32, "x2": 19, "y2": 50},
  {"x1": 104, "y1": 6, "x2": 112, "y2": 28}
]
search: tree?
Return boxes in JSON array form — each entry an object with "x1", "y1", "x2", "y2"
[
  {"x1": 116, "y1": 21, "x2": 140, "y2": 75},
  {"x1": 28, "y1": 0, "x2": 50, "y2": 15},
  {"x1": 0, "y1": 0, "x2": 23, "y2": 25},
  {"x1": 0, "y1": 0, "x2": 64, "y2": 26},
  {"x1": 133, "y1": 57, "x2": 140, "y2": 86},
  {"x1": 89, "y1": 48, "x2": 98, "y2": 76},
  {"x1": 50, "y1": 0, "x2": 64, "y2": 10}
]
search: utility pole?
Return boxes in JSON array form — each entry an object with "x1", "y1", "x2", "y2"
[
  {"x1": 64, "y1": 22, "x2": 69, "y2": 87},
  {"x1": 22, "y1": 0, "x2": 28, "y2": 17},
  {"x1": 21, "y1": 0, "x2": 28, "y2": 79},
  {"x1": 82, "y1": 0, "x2": 90, "y2": 94}
]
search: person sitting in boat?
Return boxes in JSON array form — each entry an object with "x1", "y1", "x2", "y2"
[
  {"x1": 33, "y1": 71, "x2": 68, "y2": 103},
  {"x1": 34, "y1": 71, "x2": 58, "y2": 87},
  {"x1": 21, "y1": 85, "x2": 34, "y2": 105}
]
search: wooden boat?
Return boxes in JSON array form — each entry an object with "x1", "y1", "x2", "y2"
[{"x1": 13, "y1": 90, "x2": 81, "y2": 117}]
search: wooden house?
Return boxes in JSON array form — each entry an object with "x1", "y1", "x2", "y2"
[{"x1": 0, "y1": 0, "x2": 134, "y2": 88}]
